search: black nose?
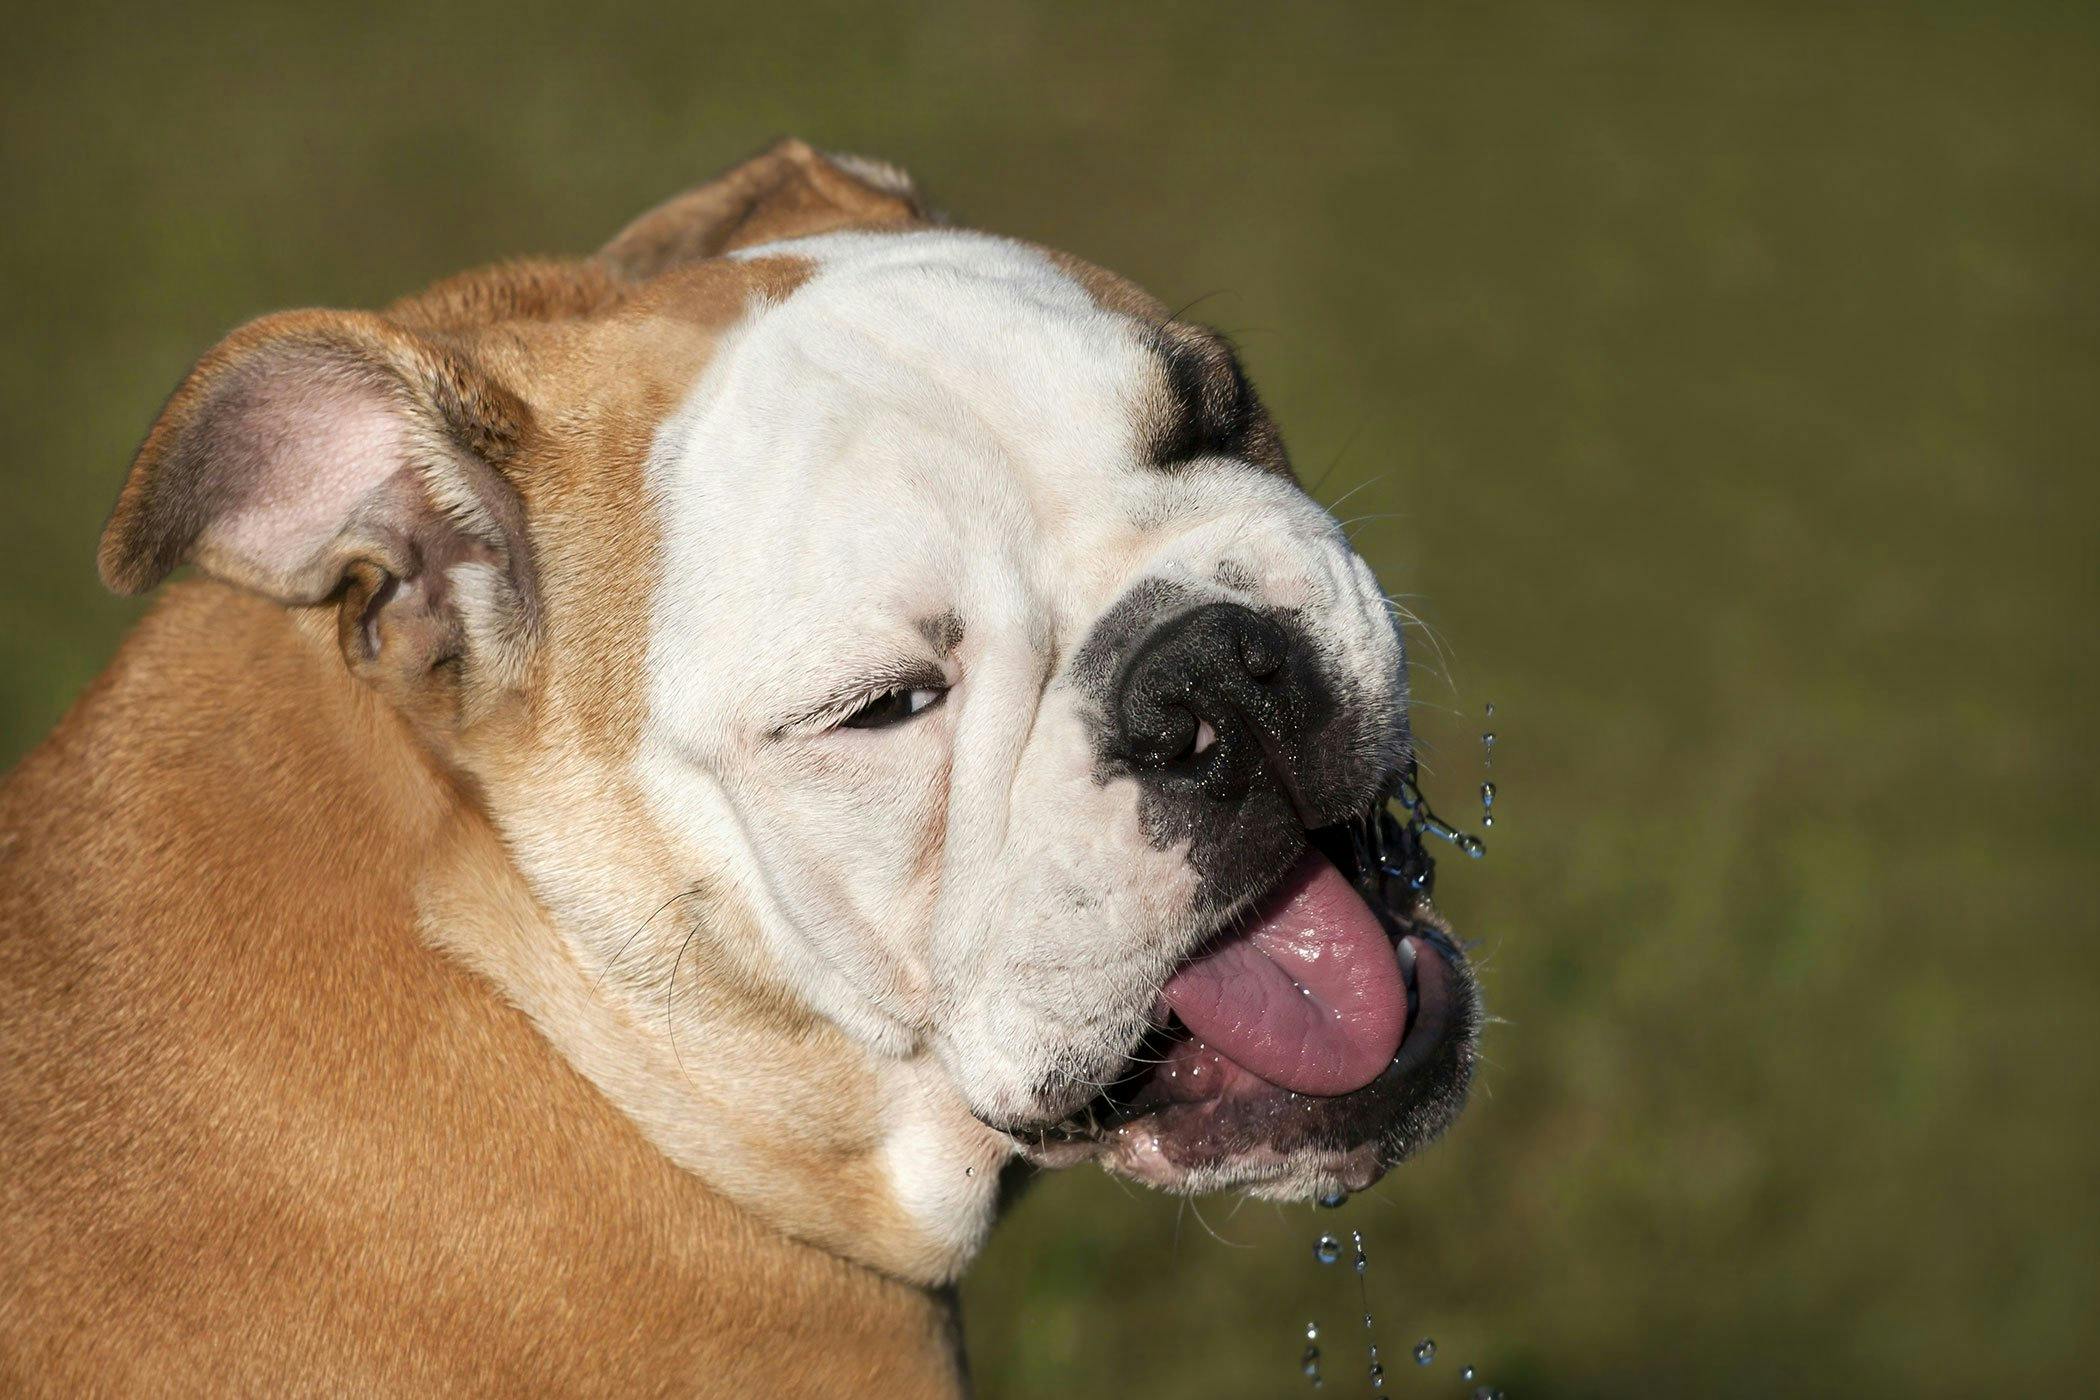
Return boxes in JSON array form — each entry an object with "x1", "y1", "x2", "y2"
[{"x1": 1111, "y1": 601, "x2": 1308, "y2": 800}]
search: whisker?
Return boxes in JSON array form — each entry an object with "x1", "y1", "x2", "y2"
[
  {"x1": 1385, "y1": 597, "x2": 1459, "y2": 695},
  {"x1": 1184, "y1": 1193, "x2": 1252, "y2": 1249},
  {"x1": 1164, "y1": 290, "x2": 1228, "y2": 324},
  {"x1": 1318, "y1": 473, "x2": 1386, "y2": 520},
  {"x1": 594, "y1": 886, "x2": 705, "y2": 997},
  {"x1": 1305, "y1": 423, "x2": 1366, "y2": 500},
  {"x1": 1337, "y1": 510, "x2": 1408, "y2": 540},
  {"x1": 666, "y1": 915, "x2": 702, "y2": 1088}
]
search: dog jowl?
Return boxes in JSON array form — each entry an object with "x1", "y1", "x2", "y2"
[{"x1": 0, "y1": 141, "x2": 1479, "y2": 1390}]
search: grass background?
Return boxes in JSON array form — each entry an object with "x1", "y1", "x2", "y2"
[{"x1": 4, "y1": 2, "x2": 2093, "y2": 1394}]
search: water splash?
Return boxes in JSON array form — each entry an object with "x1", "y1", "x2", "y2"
[
  {"x1": 1480, "y1": 701, "x2": 1498, "y2": 828},
  {"x1": 1350, "y1": 1231, "x2": 1383, "y2": 1391},
  {"x1": 1394, "y1": 777, "x2": 1486, "y2": 860}
]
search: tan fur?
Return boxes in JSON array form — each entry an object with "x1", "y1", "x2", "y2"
[
  {"x1": 1, "y1": 145, "x2": 971, "y2": 1395},
  {"x1": 600, "y1": 139, "x2": 932, "y2": 279},
  {"x1": 0, "y1": 589, "x2": 964, "y2": 1395}
]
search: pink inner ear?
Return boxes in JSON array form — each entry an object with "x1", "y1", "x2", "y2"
[{"x1": 208, "y1": 375, "x2": 411, "y2": 582}]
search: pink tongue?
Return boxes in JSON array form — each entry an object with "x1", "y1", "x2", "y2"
[{"x1": 1161, "y1": 850, "x2": 1407, "y2": 1096}]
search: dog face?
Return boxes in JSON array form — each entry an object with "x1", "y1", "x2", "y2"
[{"x1": 99, "y1": 144, "x2": 1478, "y2": 1277}]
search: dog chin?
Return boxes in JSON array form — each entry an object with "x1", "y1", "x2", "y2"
[{"x1": 1009, "y1": 799, "x2": 1483, "y2": 1198}]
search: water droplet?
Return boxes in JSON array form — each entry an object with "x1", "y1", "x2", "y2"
[
  {"x1": 1461, "y1": 1365, "x2": 1477, "y2": 1382},
  {"x1": 1368, "y1": 1361, "x2": 1386, "y2": 1388},
  {"x1": 1300, "y1": 1343, "x2": 1321, "y2": 1378},
  {"x1": 1414, "y1": 1338, "x2": 1436, "y2": 1365},
  {"x1": 1471, "y1": 1389, "x2": 1505, "y2": 1400},
  {"x1": 1351, "y1": 1230, "x2": 1368, "y2": 1274},
  {"x1": 1482, "y1": 730, "x2": 1496, "y2": 750},
  {"x1": 1480, "y1": 780, "x2": 1496, "y2": 828},
  {"x1": 1414, "y1": 807, "x2": 1486, "y2": 859},
  {"x1": 964, "y1": 1166, "x2": 974, "y2": 1177},
  {"x1": 1313, "y1": 1234, "x2": 1342, "y2": 1264},
  {"x1": 1306, "y1": 1321, "x2": 1319, "y2": 1342},
  {"x1": 1316, "y1": 1189, "x2": 1347, "y2": 1209},
  {"x1": 1485, "y1": 701, "x2": 1495, "y2": 717}
]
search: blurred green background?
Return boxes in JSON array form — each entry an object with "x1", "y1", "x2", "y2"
[{"x1": 4, "y1": 2, "x2": 2093, "y2": 1394}]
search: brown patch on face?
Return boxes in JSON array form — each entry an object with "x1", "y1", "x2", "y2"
[
  {"x1": 1041, "y1": 248, "x2": 1174, "y2": 323},
  {"x1": 1043, "y1": 247, "x2": 1293, "y2": 480},
  {"x1": 1139, "y1": 321, "x2": 1292, "y2": 476},
  {"x1": 383, "y1": 252, "x2": 817, "y2": 766},
  {"x1": 336, "y1": 145, "x2": 913, "y2": 762}
]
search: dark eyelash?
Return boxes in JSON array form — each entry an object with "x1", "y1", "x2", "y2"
[
  {"x1": 777, "y1": 667, "x2": 948, "y2": 735},
  {"x1": 838, "y1": 682, "x2": 948, "y2": 730}
]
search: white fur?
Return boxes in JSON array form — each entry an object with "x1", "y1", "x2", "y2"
[{"x1": 623, "y1": 230, "x2": 1405, "y2": 1248}]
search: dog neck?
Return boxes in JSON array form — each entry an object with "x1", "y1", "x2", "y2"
[
  {"x1": 419, "y1": 746, "x2": 1011, "y2": 1288},
  {"x1": 2, "y1": 581, "x2": 971, "y2": 1389}
]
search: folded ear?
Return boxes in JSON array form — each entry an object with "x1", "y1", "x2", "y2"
[
  {"x1": 100, "y1": 309, "x2": 538, "y2": 715},
  {"x1": 598, "y1": 138, "x2": 929, "y2": 280}
]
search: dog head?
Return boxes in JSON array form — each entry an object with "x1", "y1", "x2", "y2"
[{"x1": 99, "y1": 142, "x2": 1479, "y2": 1282}]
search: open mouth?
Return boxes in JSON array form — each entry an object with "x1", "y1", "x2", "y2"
[{"x1": 1019, "y1": 787, "x2": 1481, "y2": 1197}]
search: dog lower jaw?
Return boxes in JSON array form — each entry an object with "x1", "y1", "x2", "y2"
[
  {"x1": 1012, "y1": 924, "x2": 1479, "y2": 1197},
  {"x1": 1006, "y1": 793, "x2": 1483, "y2": 1198}
]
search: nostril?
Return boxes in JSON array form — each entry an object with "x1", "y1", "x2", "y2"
[
  {"x1": 1234, "y1": 618, "x2": 1287, "y2": 680},
  {"x1": 1110, "y1": 601, "x2": 1296, "y2": 777},
  {"x1": 1131, "y1": 711, "x2": 1196, "y2": 767}
]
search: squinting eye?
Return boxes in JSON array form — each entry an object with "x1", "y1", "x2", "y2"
[{"x1": 838, "y1": 684, "x2": 947, "y2": 730}]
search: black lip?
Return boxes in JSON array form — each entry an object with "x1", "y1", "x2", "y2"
[{"x1": 1019, "y1": 780, "x2": 1481, "y2": 1180}]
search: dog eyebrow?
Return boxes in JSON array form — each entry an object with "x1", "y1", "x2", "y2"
[
  {"x1": 1144, "y1": 323, "x2": 1290, "y2": 475},
  {"x1": 917, "y1": 611, "x2": 964, "y2": 655}
]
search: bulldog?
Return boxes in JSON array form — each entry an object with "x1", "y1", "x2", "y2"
[{"x1": 0, "y1": 141, "x2": 1478, "y2": 1394}]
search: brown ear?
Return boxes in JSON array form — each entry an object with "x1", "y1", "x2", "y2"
[
  {"x1": 598, "y1": 138, "x2": 929, "y2": 280},
  {"x1": 100, "y1": 310, "x2": 539, "y2": 712}
]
